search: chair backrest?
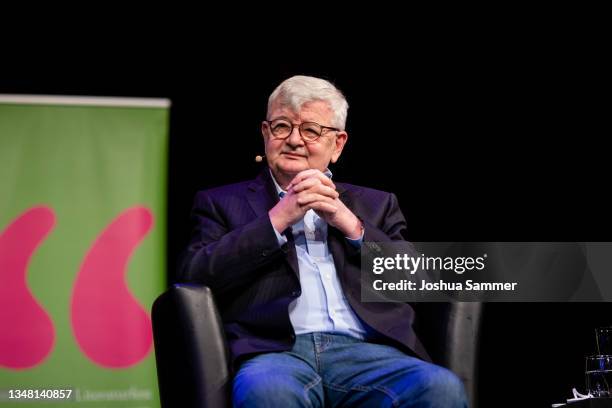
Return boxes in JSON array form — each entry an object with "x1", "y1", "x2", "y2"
[
  {"x1": 152, "y1": 284, "x2": 231, "y2": 407},
  {"x1": 412, "y1": 302, "x2": 483, "y2": 408}
]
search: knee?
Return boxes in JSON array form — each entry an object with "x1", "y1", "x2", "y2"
[
  {"x1": 233, "y1": 370, "x2": 316, "y2": 408},
  {"x1": 407, "y1": 366, "x2": 468, "y2": 408}
]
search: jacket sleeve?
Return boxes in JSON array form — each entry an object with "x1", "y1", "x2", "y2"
[
  {"x1": 345, "y1": 191, "x2": 419, "y2": 260},
  {"x1": 362, "y1": 192, "x2": 408, "y2": 242},
  {"x1": 357, "y1": 193, "x2": 414, "y2": 242},
  {"x1": 177, "y1": 190, "x2": 288, "y2": 293}
]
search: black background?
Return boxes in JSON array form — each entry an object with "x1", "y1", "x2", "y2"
[{"x1": 2, "y1": 36, "x2": 610, "y2": 407}]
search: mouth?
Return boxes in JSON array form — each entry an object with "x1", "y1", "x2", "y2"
[{"x1": 282, "y1": 152, "x2": 306, "y2": 159}]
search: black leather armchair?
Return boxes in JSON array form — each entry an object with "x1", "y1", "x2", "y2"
[{"x1": 152, "y1": 284, "x2": 482, "y2": 407}]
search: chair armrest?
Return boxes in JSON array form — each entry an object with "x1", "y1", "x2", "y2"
[{"x1": 152, "y1": 284, "x2": 230, "y2": 408}]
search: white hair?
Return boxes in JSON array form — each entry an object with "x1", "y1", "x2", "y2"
[{"x1": 267, "y1": 75, "x2": 349, "y2": 130}]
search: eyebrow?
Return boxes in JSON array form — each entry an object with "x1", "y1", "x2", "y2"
[{"x1": 268, "y1": 116, "x2": 292, "y2": 122}]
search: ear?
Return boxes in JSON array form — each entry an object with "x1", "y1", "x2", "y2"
[
  {"x1": 261, "y1": 121, "x2": 270, "y2": 142},
  {"x1": 330, "y1": 131, "x2": 348, "y2": 163}
]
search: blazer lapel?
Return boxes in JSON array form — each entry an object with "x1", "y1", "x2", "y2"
[
  {"x1": 246, "y1": 168, "x2": 300, "y2": 278},
  {"x1": 246, "y1": 169, "x2": 278, "y2": 218}
]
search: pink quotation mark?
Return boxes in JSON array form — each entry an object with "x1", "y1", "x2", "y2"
[
  {"x1": 71, "y1": 206, "x2": 154, "y2": 368},
  {"x1": 0, "y1": 206, "x2": 56, "y2": 369}
]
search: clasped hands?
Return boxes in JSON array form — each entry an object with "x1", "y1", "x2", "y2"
[{"x1": 269, "y1": 169, "x2": 363, "y2": 239}]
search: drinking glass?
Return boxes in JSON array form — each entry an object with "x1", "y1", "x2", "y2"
[
  {"x1": 596, "y1": 327, "x2": 612, "y2": 355},
  {"x1": 586, "y1": 355, "x2": 612, "y2": 398}
]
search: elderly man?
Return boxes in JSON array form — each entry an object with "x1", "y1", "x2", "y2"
[{"x1": 179, "y1": 76, "x2": 468, "y2": 407}]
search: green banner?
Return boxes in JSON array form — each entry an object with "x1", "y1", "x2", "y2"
[{"x1": 0, "y1": 96, "x2": 169, "y2": 407}]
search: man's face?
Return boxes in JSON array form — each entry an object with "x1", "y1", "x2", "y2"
[{"x1": 262, "y1": 100, "x2": 348, "y2": 184}]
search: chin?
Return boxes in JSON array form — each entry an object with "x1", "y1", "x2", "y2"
[{"x1": 277, "y1": 161, "x2": 308, "y2": 174}]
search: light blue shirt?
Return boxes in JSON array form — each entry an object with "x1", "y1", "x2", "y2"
[{"x1": 269, "y1": 170, "x2": 368, "y2": 339}]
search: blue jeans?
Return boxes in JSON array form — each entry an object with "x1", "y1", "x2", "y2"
[{"x1": 233, "y1": 332, "x2": 468, "y2": 408}]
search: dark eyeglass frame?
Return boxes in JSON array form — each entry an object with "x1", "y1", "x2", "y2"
[{"x1": 265, "y1": 119, "x2": 341, "y2": 143}]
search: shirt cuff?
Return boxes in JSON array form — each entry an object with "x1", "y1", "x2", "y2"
[
  {"x1": 272, "y1": 224, "x2": 288, "y2": 246},
  {"x1": 345, "y1": 229, "x2": 364, "y2": 248}
]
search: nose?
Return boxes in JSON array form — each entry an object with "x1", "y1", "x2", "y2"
[{"x1": 285, "y1": 125, "x2": 304, "y2": 147}]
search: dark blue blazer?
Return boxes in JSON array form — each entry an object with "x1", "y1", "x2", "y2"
[{"x1": 179, "y1": 169, "x2": 430, "y2": 368}]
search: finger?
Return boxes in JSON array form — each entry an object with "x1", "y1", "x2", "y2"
[
  {"x1": 307, "y1": 185, "x2": 339, "y2": 199},
  {"x1": 290, "y1": 177, "x2": 319, "y2": 192},
  {"x1": 294, "y1": 169, "x2": 321, "y2": 181},
  {"x1": 296, "y1": 193, "x2": 337, "y2": 207},
  {"x1": 292, "y1": 180, "x2": 338, "y2": 198},
  {"x1": 289, "y1": 176, "x2": 334, "y2": 192},
  {"x1": 306, "y1": 201, "x2": 338, "y2": 214},
  {"x1": 289, "y1": 170, "x2": 334, "y2": 189}
]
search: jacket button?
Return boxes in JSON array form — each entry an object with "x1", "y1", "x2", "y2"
[
  {"x1": 291, "y1": 290, "x2": 301, "y2": 297},
  {"x1": 290, "y1": 334, "x2": 296, "y2": 341},
  {"x1": 262, "y1": 250, "x2": 268, "y2": 257}
]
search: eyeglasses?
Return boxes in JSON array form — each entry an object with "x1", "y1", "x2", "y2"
[{"x1": 265, "y1": 118, "x2": 340, "y2": 143}]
